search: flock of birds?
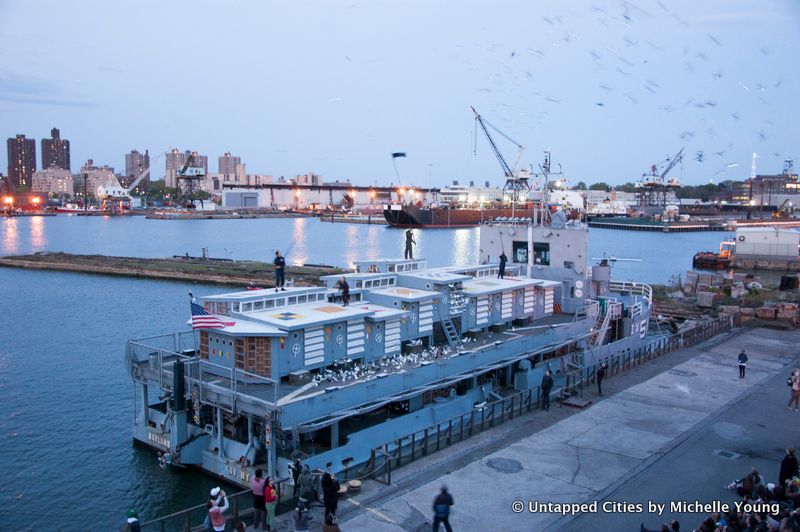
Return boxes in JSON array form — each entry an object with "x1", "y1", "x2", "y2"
[
  {"x1": 442, "y1": 0, "x2": 792, "y2": 181},
  {"x1": 309, "y1": 336, "x2": 484, "y2": 386}
]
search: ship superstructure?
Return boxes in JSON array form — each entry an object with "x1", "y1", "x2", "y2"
[{"x1": 127, "y1": 217, "x2": 651, "y2": 486}]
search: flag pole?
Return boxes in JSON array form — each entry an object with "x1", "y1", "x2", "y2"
[{"x1": 189, "y1": 291, "x2": 198, "y2": 355}]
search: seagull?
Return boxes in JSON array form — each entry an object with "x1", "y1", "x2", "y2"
[
  {"x1": 737, "y1": 81, "x2": 751, "y2": 93},
  {"x1": 708, "y1": 34, "x2": 722, "y2": 46},
  {"x1": 712, "y1": 69, "x2": 723, "y2": 80},
  {"x1": 528, "y1": 48, "x2": 545, "y2": 57}
]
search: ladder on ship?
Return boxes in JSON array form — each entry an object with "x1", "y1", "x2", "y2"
[{"x1": 442, "y1": 317, "x2": 462, "y2": 348}]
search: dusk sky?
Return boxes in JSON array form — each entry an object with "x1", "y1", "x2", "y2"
[{"x1": 1, "y1": 0, "x2": 797, "y2": 188}]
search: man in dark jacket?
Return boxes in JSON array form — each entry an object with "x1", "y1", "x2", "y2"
[
  {"x1": 321, "y1": 472, "x2": 340, "y2": 517},
  {"x1": 597, "y1": 362, "x2": 607, "y2": 396},
  {"x1": 738, "y1": 349, "x2": 748, "y2": 378},
  {"x1": 405, "y1": 229, "x2": 416, "y2": 259},
  {"x1": 780, "y1": 447, "x2": 799, "y2": 487},
  {"x1": 335, "y1": 276, "x2": 350, "y2": 306},
  {"x1": 541, "y1": 369, "x2": 554, "y2": 410},
  {"x1": 498, "y1": 252, "x2": 508, "y2": 279},
  {"x1": 274, "y1": 250, "x2": 286, "y2": 292},
  {"x1": 432, "y1": 486, "x2": 454, "y2": 532}
]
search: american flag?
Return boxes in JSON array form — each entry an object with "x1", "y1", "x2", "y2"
[{"x1": 190, "y1": 302, "x2": 235, "y2": 330}]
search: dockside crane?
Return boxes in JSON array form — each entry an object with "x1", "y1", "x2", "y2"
[
  {"x1": 471, "y1": 106, "x2": 529, "y2": 203},
  {"x1": 175, "y1": 152, "x2": 206, "y2": 208}
]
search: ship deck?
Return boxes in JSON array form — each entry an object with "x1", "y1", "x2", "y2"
[{"x1": 275, "y1": 313, "x2": 579, "y2": 404}]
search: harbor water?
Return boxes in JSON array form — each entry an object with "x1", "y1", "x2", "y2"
[{"x1": 0, "y1": 216, "x2": 726, "y2": 529}]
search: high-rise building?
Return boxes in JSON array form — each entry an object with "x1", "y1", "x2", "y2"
[
  {"x1": 41, "y1": 128, "x2": 71, "y2": 170},
  {"x1": 165, "y1": 148, "x2": 208, "y2": 188},
  {"x1": 125, "y1": 149, "x2": 150, "y2": 194},
  {"x1": 218, "y1": 152, "x2": 241, "y2": 181},
  {"x1": 7, "y1": 134, "x2": 36, "y2": 189}
]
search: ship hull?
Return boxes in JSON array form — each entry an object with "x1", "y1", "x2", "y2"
[{"x1": 383, "y1": 204, "x2": 535, "y2": 227}]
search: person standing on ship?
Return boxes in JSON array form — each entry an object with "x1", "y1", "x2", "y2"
[
  {"x1": 405, "y1": 229, "x2": 416, "y2": 259},
  {"x1": 498, "y1": 251, "x2": 508, "y2": 279},
  {"x1": 335, "y1": 276, "x2": 350, "y2": 306},
  {"x1": 274, "y1": 250, "x2": 286, "y2": 292}
]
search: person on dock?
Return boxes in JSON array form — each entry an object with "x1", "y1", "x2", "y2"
[
  {"x1": 738, "y1": 349, "x2": 748, "y2": 378},
  {"x1": 274, "y1": 250, "x2": 286, "y2": 292},
  {"x1": 204, "y1": 487, "x2": 229, "y2": 532},
  {"x1": 789, "y1": 369, "x2": 800, "y2": 412},
  {"x1": 124, "y1": 509, "x2": 141, "y2": 532},
  {"x1": 405, "y1": 229, "x2": 416, "y2": 259},
  {"x1": 432, "y1": 486, "x2": 454, "y2": 532},
  {"x1": 780, "y1": 447, "x2": 799, "y2": 486},
  {"x1": 541, "y1": 369, "x2": 554, "y2": 410},
  {"x1": 335, "y1": 276, "x2": 350, "y2": 306},
  {"x1": 498, "y1": 251, "x2": 507, "y2": 279},
  {"x1": 264, "y1": 477, "x2": 277, "y2": 531},
  {"x1": 298, "y1": 465, "x2": 315, "y2": 502},
  {"x1": 321, "y1": 471, "x2": 340, "y2": 517},
  {"x1": 250, "y1": 469, "x2": 267, "y2": 530},
  {"x1": 597, "y1": 362, "x2": 607, "y2": 396},
  {"x1": 289, "y1": 458, "x2": 302, "y2": 496}
]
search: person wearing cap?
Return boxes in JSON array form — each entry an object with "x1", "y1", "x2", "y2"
[
  {"x1": 781, "y1": 447, "x2": 799, "y2": 487},
  {"x1": 204, "y1": 488, "x2": 229, "y2": 532},
  {"x1": 124, "y1": 510, "x2": 141, "y2": 532}
]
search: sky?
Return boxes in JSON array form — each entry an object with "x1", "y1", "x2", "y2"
[{"x1": 0, "y1": 0, "x2": 798, "y2": 188}]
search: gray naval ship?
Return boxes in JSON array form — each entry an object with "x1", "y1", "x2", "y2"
[{"x1": 126, "y1": 211, "x2": 652, "y2": 486}]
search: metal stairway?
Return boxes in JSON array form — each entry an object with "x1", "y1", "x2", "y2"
[{"x1": 442, "y1": 318, "x2": 462, "y2": 348}]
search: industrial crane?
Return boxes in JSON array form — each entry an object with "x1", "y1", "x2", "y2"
[
  {"x1": 96, "y1": 151, "x2": 166, "y2": 212},
  {"x1": 175, "y1": 152, "x2": 206, "y2": 208},
  {"x1": 471, "y1": 106, "x2": 529, "y2": 202}
]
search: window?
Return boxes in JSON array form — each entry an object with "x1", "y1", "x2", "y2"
[
  {"x1": 297, "y1": 295, "x2": 307, "y2": 304},
  {"x1": 242, "y1": 303, "x2": 252, "y2": 312},
  {"x1": 276, "y1": 298, "x2": 285, "y2": 306},
  {"x1": 389, "y1": 278, "x2": 395, "y2": 286},
  {"x1": 265, "y1": 299, "x2": 275, "y2": 309},
  {"x1": 564, "y1": 261, "x2": 574, "y2": 269},
  {"x1": 388, "y1": 265, "x2": 395, "y2": 272},
  {"x1": 533, "y1": 242, "x2": 550, "y2": 266},
  {"x1": 512, "y1": 241, "x2": 528, "y2": 263},
  {"x1": 288, "y1": 297, "x2": 297, "y2": 305},
  {"x1": 232, "y1": 303, "x2": 240, "y2": 312},
  {"x1": 253, "y1": 301, "x2": 264, "y2": 311}
]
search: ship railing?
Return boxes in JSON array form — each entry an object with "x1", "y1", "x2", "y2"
[
  {"x1": 608, "y1": 280, "x2": 653, "y2": 305},
  {"x1": 126, "y1": 335, "x2": 278, "y2": 414}
]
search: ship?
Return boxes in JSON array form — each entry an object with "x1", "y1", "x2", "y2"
[
  {"x1": 126, "y1": 209, "x2": 654, "y2": 488},
  {"x1": 384, "y1": 108, "x2": 567, "y2": 228}
]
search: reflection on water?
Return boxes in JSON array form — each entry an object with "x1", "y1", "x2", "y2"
[
  {"x1": 450, "y1": 229, "x2": 474, "y2": 266},
  {"x1": 343, "y1": 224, "x2": 360, "y2": 268},
  {"x1": 1, "y1": 218, "x2": 19, "y2": 254},
  {"x1": 29, "y1": 216, "x2": 46, "y2": 250},
  {"x1": 291, "y1": 218, "x2": 308, "y2": 266}
]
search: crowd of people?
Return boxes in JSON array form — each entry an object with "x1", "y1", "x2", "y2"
[{"x1": 642, "y1": 447, "x2": 800, "y2": 532}]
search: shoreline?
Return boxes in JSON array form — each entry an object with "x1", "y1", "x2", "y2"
[{"x1": 0, "y1": 252, "x2": 342, "y2": 286}]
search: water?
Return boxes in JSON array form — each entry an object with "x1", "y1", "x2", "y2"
[
  {"x1": 0, "y1": 215, "x2": 727, "y2": 283},
  {"x1": 0, "y1": 216, "x2": 727, "y2": 529}
]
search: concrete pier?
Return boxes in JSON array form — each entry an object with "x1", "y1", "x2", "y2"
[{"x1": 335, "y1": 327, "x2": 800, "y2": 531}]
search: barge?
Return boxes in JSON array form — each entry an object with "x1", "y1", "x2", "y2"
[{"x1": 126, "y1": 211, "x2": 653, "y2": 486}]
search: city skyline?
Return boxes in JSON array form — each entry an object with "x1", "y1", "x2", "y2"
[{"x1": 0, "y1": 1, "x2": 798, "y2": 188}]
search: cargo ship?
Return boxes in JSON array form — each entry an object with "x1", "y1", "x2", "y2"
[{"x1": 126, "y1": 210, "x2": 654, "y2": 487}]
